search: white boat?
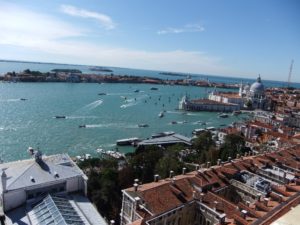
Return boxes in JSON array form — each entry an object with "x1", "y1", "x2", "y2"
[
  {"x1": 192, "y1": 128, "x2": 205, "y2": 135},
  {"x1": 206, "y1": 127, "x2": 216, "y2": 131},
  {"x1": 97, "y1": 149, "x2": 125, "y2": 159},
  {"x1": 218, "y1": 113, "x2": 229, "y2": 118},
  {"x1": 158, "y1": 112, "x2": 164, "y2": 118}
]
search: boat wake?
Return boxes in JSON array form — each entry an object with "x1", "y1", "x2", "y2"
[
  {"x1": 84, "y1": 99, "x2": 103, "y2": 110},
  {"x1": 83, "y1": 123, "x2": 137, "y2": 129},
  {"x1": 74, "y1": 99, "x2": 103, "y2": 114},
  {"x1": 107, "y1": 92, "x2": 133, "y2": 96},
  {"x1": 166, "y1": 111, "x2": 181, "y2": 114},
  {"x1": 120, "y1": 95, "x2": 148, "y2": 109},
  {"x1": 0, "y1": 98, "x2": 23, "y2": 102},
  {"x1": 66, "y1": 116, "x2": 99, "y2": 119}
]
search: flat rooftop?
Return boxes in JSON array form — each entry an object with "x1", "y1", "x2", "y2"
[{"x1": 138, "y1": 134, "x2": 192, "y2": 146}]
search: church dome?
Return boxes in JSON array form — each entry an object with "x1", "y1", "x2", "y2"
[{"x1": 250, "y1": 76, "x2": 264, "y2": 94}]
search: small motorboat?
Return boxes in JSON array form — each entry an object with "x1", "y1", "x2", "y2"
[
  {"x1": 134, "y1": 89, "x2": 140, "y2": 93},
  {"x1": 98, "y1": 93, "x2": 106, "y2": 95},
  {"x1": 171, "y1": 121, "x2": 177, "y2": 125},
  {"x1": 55, "y1": 116, "x2": 66, "y2": 119},
  {"x1": 20, "y1": 98, "x2": 27, "y2": 101},
  {"x1": 232, "y1": 110, "x2": 242, "y2": 116},
  {"x1": 158, "y1": 112, "x2": 164, "y2": 118},
  {"x1": 79, "y1": 125, "x2": 86, "y2": 128},
  {"x1": 218, "y1": 113, "x2": 229, "y2": 118},
  {"x1": 150, "y1": 87, "x2": 158, "y2": 90},
  {"x1": 138, "y1": 124, "x2": 149, "y2": 128}
]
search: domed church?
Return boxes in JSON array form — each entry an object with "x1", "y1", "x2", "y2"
[{"x1": 239, "y1": 75, "x2": 267, "y2": 109}]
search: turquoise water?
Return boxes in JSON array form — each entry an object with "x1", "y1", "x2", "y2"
[
  {"x1": 1, "y1": 60, "x2": 293, "y2": 162},
  {"x1": 0, "y1": 82, "x2": 249, "y2": 162}
]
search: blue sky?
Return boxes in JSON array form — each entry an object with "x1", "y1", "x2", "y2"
[{"x1": 0, "y1": 0, "x2": 299, "y2": 82}]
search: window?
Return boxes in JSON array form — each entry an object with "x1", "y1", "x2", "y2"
[{"x1": 177, "y1": 217, "x2": 181, "y2": 225}]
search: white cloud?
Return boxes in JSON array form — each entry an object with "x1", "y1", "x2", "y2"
[
  {"x1": 0, "y1": 3, "x2": 230, "y2": 76},
  {"x1": 60, "y1": 4, "x2": 116, "y2": 30},
  {"x1": 0, "y1": 3, "x2": 85, "y2": 48},
  {"x1": 158, "y1": 24, "x2": 205, "y2": 35}
]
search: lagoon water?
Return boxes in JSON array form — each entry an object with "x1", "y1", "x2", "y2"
[{"x1": 0, "y1": 61, "x2": 297, "y2": 162}]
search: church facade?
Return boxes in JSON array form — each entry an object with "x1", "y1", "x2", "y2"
[{"x1": 209, "y1": 75, "x2": 268, "y2": 110}]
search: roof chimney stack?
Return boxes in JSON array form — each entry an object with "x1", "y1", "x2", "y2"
[
  {"x1": 182, "y1": 167, "x2": 186, "y2": 175},
  {"x1": 241, "y1": 210, "x2": 247, "y2": 219},
  {"x1": 207, "y1": 162, "x2": 211, "y2": 168},
  {"x1": 110, "y1": 220, "x2": 115, "y2": 225},
  {"x1": 213, "y1": 201, "x2": 218, "y2": 211},
  {"x1": 169, "y1": 170, "x2": 174, "y2": 179},
  {"x1": 133, "y1": 183, "x2": 138, "y2": 192},
  {"x1": 154, "y1": 174, "x2": 159, "y2": 182},
  {"x1": 195, "y1": 164, "x2": 200, "y2": 170},
  {"x1": 217, "y1": 159, "x2": 221, "y2": 166}
]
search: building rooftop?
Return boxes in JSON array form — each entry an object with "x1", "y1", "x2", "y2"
[
  {"x1": 138, "y1": 134, "x2": 192, "y2": 147},
  {"x1": 0, "y1": 154, "x2": 86, "y2": 192},
  {"x1": 6, "y1": 194, "x2": 107, "y2": 225},
  {"x1": 190, "y1": 98, "x2": 237, "y2": 106},
  {"x1": 123, "y1": 146, "x2": 300, "y2": 225}
]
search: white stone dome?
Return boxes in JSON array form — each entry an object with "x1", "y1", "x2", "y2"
[{"x1": 250, "y1": 76, "x2": 264, "y2": 93}]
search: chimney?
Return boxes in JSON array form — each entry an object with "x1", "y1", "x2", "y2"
[
  {"x1": 169, "y1": 170, "x2": 174, "y2": 178},
  {"x1": 199, "y1": 193, "x2": 204, "y2": 202},
  {"x1": 133, "y1": 183, "x2": 138, "y2": 192},
  {"x1": 244, "y1": 152, "x2": 248, "y2": 157},
  {"x1": 228, "y1": 157, "x2": 232, "y2": 162},
  {"x1": 241, "y1": 210, "x2": 247, "y2": 219},
  {"x1": 257, "y1": 193, "x2": 262, "y2": 202},
  {"x1": 182, "y1": 167, "x2": 186, "y2": 175},
  {"x1": 154, "y1": 174, "x2": 159, "y2": 182},
  {"x1": 1, "y1": 169, "x2": 7, "y2": 192},
  {"x1": 195, "y1": 164, "x2": 200, "y2": 170},
  {"x1": 207, "y1": 162, "x2": 211, "y2": 168},
  {"x1": 213, "y1": 201, "x2": 218, "y2": 211},
  {"x1": 264, "y1": 198, "x2": 269, "y2": 206},
  {"x1": 217, "y1": 159, "x2": 221, "y2": 166},
  {"x1": 246, "y1": 201, "x2": 250, "y2": 206},
  {"x1": 110, "y1": 220, "x2": 115, "y2": 225},
  {"x1": 236, "y1": 154, "x2": 240, "y2": 159},
  {"x1": 171, "y1": 177, "x2": 176, "y2": 184},
  {"x1": 192, "y1": 190, "x2": 196, "y2": 199}
]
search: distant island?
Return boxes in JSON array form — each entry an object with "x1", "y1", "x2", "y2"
[
  {"x1": 51, "y1": 69, "x2": 82, "y2": 73},
  {"x1": 0, "y1": 69, "x2": 239, "y2": 89},
  {"x1": 159, "y1": 71, "x2": 194, "y2": 78},
  {"x1": 89, "y1": 66, "x2": 113, "y2": 73}
]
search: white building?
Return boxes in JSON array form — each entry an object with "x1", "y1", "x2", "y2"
[
  {"x1": 208, "y1": 75, "x2": 268, "y2": 110},
  {"x1": 0, "y1": 150, "x2": 107, "y2": 225}
]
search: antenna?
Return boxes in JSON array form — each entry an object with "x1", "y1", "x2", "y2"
[{"x1": 287, "y1": 59, "x2": 294, "y2": 88}]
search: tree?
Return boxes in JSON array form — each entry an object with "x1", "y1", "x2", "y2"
[
  {"x1": 193, "y1": 131, "x2": 215, "y2": 153},
  {"x1": 219, "y1": 134, "x2": 246, "y2": 161}
]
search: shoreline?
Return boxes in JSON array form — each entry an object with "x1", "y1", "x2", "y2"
[{"x1": 0, "y1": 69, "x2": 239, "y2": 89}]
